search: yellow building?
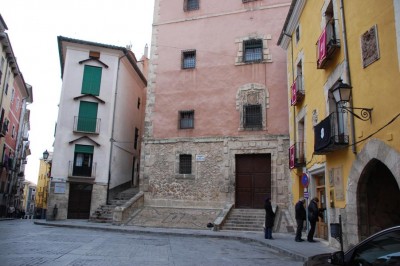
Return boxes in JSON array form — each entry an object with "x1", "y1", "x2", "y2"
[
  {"x1": 35, "y1": 152, "x2": 51, "y2": 218},
  {"x1": 21, "y1": 180, "x2": 36, "y2": 218},
  {"x1": 278, "y1": 0, "x2": 400, "y2": 248}
]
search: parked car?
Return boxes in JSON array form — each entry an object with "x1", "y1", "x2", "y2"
[{"x1": 304, "y1": 225, "x2": 400, "y2": 265}]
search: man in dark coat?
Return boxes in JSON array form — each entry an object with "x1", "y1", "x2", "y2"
[
  {"x1": 295, "y1": 198, "x2": 306, "y2": 242},
  {"x1": 264, "y1": 197, "x2": 275, "y2": 239},
  {"x1": 307, "y1": 197, "x2": 320, "y2": 242}
]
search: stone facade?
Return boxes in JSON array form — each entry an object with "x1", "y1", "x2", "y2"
[
  {"x1": 141, "y1": 135, "x2": 290, "y2": 210},
  {"x1": 343, "y1": 139, "x2": 400, "y2": 248}
]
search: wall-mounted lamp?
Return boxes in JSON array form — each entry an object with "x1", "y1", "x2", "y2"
[
  {"x1": 43, "y1": 150, "x2": 49, "y2": 160},
  {"x1": 331, "y1": 79, "x2": 373, "y2": 122}
]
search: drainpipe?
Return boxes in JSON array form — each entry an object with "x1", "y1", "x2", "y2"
[
  {"x1": 106, "y1": 53, "x2": 126, "y2": 204},
  {"x1": 339, "y1": 0, "x2": 357, "y2": 154}
]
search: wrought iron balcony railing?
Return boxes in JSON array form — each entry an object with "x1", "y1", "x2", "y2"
[
  {"x1": 68, "y1": 161, "x2": 96, "y2": 179},
  {"x1": 316, "y1": 20, "x2": 340, "y2": 69},
  {"x1": 291, "y1": 75, "x2": 305, "y2": 106},
  {"x1": 289, "y1": 142, "x2": 306, "y2": 169},
  {"x1": 73, "y1": 116, "x2": 100, "y2": 134},
  {"x1": 314, "y1": 112, "x2": 349, "y2": 154}
]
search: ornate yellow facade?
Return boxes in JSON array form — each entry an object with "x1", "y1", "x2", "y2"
[{"x1": 279, "y1": 0, "x2": 400, "y2": 248}]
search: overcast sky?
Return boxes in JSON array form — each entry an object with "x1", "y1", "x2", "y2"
[{"x1": 1, "y1": 0, "x2": 155, "y2": 184}]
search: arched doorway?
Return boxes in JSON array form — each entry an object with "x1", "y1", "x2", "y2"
[{"x1": 357, "y1": 159, "x2": 400, "y2": 240}]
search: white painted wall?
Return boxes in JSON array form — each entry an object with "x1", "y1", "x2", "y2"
[{"x1": 52, "y1": 43, "x2": 145, "y2": 190}]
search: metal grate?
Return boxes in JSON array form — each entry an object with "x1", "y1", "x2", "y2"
[
  {"x1": 244, "y1": 104, "x2": 262, "y2": 128},
  {"x1": 185, "y1": 0, "x2": 199, "y2": 11},
  {"x1": 179, "y1": 154, "x2": 192, "y2": 174},
  {"x1": 179, "y1": 110, "x2": 194, "y2": 129},
  {"x1": 182, "y1": 50, "x2": 196, "y2": 69},
  {"x1": 243, "y1": 39, "x2": 263, "y2": 62}
]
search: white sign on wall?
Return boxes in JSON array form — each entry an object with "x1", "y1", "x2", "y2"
[
  {"x1": 196, "y1": 155, "x2": 205, "y2": 161},
  {"x1": 54, "y1": 182, "x2": 66, "y2": 194}
]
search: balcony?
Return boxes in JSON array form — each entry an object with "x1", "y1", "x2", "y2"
[
  {"x1": 316, "y1": 20, "x2": 340, "y2": 69},
  {"x1": 314, "y1": 112, "x2": 349, "y2": 155},
  {"x1": 0, "y1": 121, "x2": 8, "y2": 137},
  {"x1": 68, "y1": 161, "x2": 96, "y2": 179},
  {"x1": 73, "y1": 116, "x2": 100, "y2": 134},
  {"x1": 290, "y1": 75, "x2": 305, "y2": 106},
  {"x1": 289, "y1": 142, "x2": 306, "y2": 169}
]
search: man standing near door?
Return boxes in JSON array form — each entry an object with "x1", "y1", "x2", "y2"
[
  {"x1": 307, "y1": 197, "x2": 320, "y2": 242},
  {"x1": 295, "y1": 198, "x2": 306, "y2": 242}
]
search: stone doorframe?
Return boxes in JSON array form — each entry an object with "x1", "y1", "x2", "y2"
[{"x1": 345, "y1": 138, "x2": 400, "y2": 246}]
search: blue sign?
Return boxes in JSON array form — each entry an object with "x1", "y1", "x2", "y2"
[{"x1": 301, "y1": 173, "x2": 310, "y2": 188}]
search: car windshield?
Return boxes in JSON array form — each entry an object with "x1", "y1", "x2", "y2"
[{"x1": 350, "y1": 230, "x2": 400, "y2": 265}]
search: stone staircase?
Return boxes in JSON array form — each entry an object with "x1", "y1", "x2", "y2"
[
  {"x1": 89, "y1": 187, "x2": 139, "y2": 223},
  {"x1": 222, "y1": 208, "x2": 265, "y2": 232}
]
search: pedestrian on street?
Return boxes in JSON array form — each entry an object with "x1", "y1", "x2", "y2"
[
  {"x1": 307, "y1": 197, "x2": 321, "y2": 242},
  {"x1": 264, "y1": 196, "x2": 275, "y2": 240},
  {"x1": 295, "y1": 197, "x2": 306, "y2": 242}
]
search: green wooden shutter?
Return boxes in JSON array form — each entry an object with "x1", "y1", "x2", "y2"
[
  {"x1": 74, "y1": 144, "x2": 94, "y2": 154},
  {"x1": 81, "y1": 65, "x2": 102, "y2": 95},
  {"x1": 77, "y1": 101, "x2": 98, "y2": 132}
]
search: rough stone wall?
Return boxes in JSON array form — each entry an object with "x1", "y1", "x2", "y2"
[
  {"x1": 47, "y1": 181, "x2": 70, "y2": 220},
  {"x1": 140, "y1": 135, "x2": 291, "y2": 211},
  {"x1": 90, "y1": 183, "x2": 107, "y2": 215}
]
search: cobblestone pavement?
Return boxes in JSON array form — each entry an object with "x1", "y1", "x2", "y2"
[
  {"x1": 0, "y1": 220, "x2": 303, "y2": 266},
  {"x1": 126, "y1": 207, "x2": 219, "y2": 229}
]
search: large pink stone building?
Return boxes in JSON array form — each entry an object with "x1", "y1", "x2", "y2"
[{"x1": 141, "y1": 0, "x2": 292, "y2": 229}]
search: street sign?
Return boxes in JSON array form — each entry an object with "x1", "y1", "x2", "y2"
[
  {"x1": 301, "y1": 173, "x2": 310, "y2": 188},
  {"x1": 304, "y1": 191, "x2": 309, "y2": 199}
]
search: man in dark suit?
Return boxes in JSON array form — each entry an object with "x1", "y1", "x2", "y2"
[{"x1": 295, "y1": 198, "x2": 306, "y2": 242}]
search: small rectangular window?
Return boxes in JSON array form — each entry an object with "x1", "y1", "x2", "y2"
[
  {"x1": 243, "y1": 39, "x2": 263, "y2": 62},
  {"x1": 295, "y1": 25, "x2": 300, "y2": 43},
  {"x1": 184, "y1": 0, "x2": 199, "y2": 11},
  {"x1": 134, "y1": 128, "x2": 139, "y2": 150},
  {"x1": 182, "y1": 50, "x2": 196, "y2": 69},
  {"x1": 244, "y1": 104, "x2": 262, "y2": 128},
  {"x1": 179, "y1": 110, "x2": 194, "y2": 129},
  {"x1": 179, "y1": 154, "x2": 192, "y2": 174}
]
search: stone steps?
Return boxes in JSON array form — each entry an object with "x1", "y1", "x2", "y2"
[
  {"x1": 89, "y1": 188, "x2": 139, "y2": 223},
  {"x1": 222, "y1": 208, "x2": 265, "y2": 232}
]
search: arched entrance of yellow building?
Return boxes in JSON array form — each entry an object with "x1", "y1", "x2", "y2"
[
  {"x1": 357, "y1": 159, "x2": 400, "y2": 240},
  {"x1": 346, "y1": 139, "x2": 400, "y2": 247}
]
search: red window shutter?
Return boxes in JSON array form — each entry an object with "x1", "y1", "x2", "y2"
[
  {"x1": 291, "y1": 81, "x2": 297, "y2": 106},
  {"x1": 289, "y1": 145, "x2": 295, "y2": 169},
  {"x1": 317, "y1": 28, "x2": 327, "y2": 67}
]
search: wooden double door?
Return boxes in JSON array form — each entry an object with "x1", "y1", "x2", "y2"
[
  {"x1": 235, "y1": 154, "x2": 271, "y2": 209},
  {"x1": 68, "y1": 183, "x2": 93, "y2": 219}
]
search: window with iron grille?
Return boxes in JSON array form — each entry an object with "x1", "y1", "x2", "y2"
[
  {"x1": 179, "y1": 110, "x2": 194, "y2": 129},
  {"x1": 184, "y1": 0, "x2": 199, "y2": 11},
  {"x1": 179, "y1": 154, "x2": 192, "y2": 174},
  {"x1": 182, "y1": 50, "x2": 196, "y2": 69},
  {"x1": 243, "y1": 39, "x2": 263, "y2": 62},
  {"x1": 244, "y1": 104, "x2": 262, "y2": 128}
]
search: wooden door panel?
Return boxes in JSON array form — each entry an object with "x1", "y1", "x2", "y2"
[{"x1": 235, "y1": 154, "x2": 271, "y2": 209}]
